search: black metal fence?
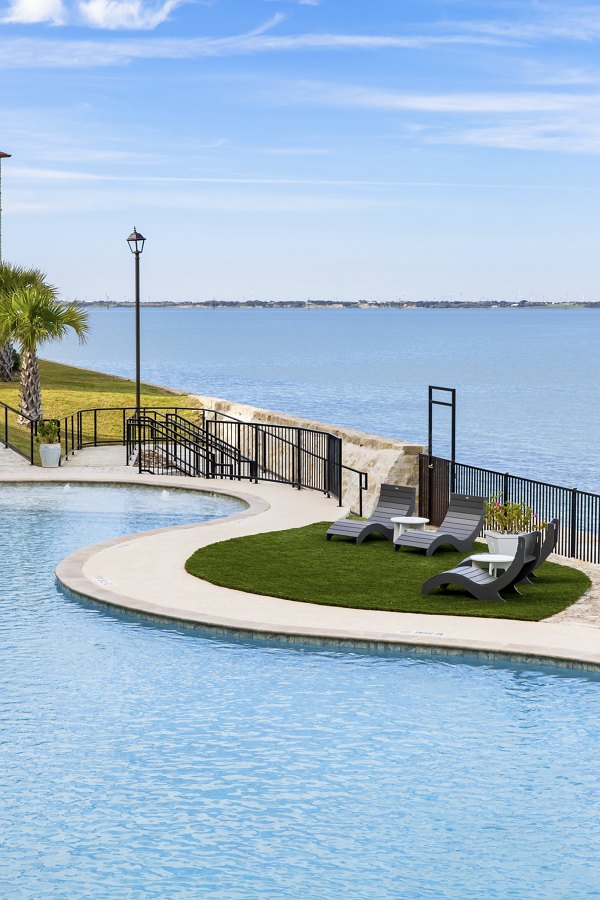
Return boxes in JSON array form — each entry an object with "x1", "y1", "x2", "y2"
[
  {"x1": 202, "y1": 409, "x2": 369, "y2": 513},
  {"x1": 1, "y1": 399, "x2": 37, "y2": 463},
  {"x1": 200, "y1": 409, "x2": 346, "y2": 500},
  {"x1": 126, "y1": 414, "x2": 257, "y2": 480},
  {"x1": 0, "y1": 397, "x2": 364, "y2": 514},
  {"x1": 419, "y1": 453, "x2": 600, "y2": 563},
  {"x1": 45, "y1": 403, "x2": 367, "y2": 513},
  {"x1": 126, "y1": 407, "x2": 367, "y2": 513},
  {"x1": 57, "y1": 406, "x2": 202, "y2": 461}
]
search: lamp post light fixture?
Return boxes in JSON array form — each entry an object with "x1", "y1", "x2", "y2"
[
  {"x1": 127, "y1": 227, "x2": 146, "y2": 472},
  {"x1": 0, "y1": 151, "x2": 11, "y2": 263}
]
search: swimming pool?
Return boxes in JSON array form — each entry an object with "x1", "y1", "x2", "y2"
[{"x1": 1, "y1": 483, "x2": 599, "y2": 898}]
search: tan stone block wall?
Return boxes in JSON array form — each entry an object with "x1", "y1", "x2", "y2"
[{"x1": 195, "y1": 394, "x2": 423, "y2": 516}]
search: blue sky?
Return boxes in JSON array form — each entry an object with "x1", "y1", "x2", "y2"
[{"x1": 1, "y1": 1, "x2": 599, "y2": 302}]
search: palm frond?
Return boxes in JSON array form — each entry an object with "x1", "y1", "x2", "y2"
[{"x1": 0, "y1": 281, "x2": 90, "y2": 421}]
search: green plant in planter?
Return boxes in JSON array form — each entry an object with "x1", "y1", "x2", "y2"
[
  {"x1": 485, "y1": 493, "x2": 546, "y2": 534},
  {"x1": 36, "y1": 418, "x2": 59, "y2": 444}
]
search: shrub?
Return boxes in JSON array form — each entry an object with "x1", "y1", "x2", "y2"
[
  {"x1": 36, "y1": 419, "x2": 59, "y2": 444},
  {"x1": 485, "y1": 493, "x2": 546, "y2": 534}
]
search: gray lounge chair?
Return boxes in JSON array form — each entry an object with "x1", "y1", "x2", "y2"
[
  {"x1": 326, "y1": 483, "x2": 416, "y2": 544},
  {"x1": 526, "y1": 518, "x2": 559, "y2": 581},
  {"x1": 421, "y1": 532, "x2": 541, "y2": 602},
  {"x1": 394, "y1": 493, "x2": 485, "y2": 556},
  {"x1": 461, "y1": 519, "x2": 558, "y2": 585}
]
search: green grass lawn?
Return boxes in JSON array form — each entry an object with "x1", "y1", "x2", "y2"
[
  {"x1": 0, "y1": 359, "x2": 200, "y2": 462},
  {"x1": 185, "y1": 522, "x2": 590, "y2": 621}
]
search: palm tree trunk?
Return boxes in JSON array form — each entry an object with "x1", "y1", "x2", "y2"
[
  {"x1": 19, "y1": 349, "x2": 41, "y2": 423},
  {"x1": 0, "y1": 341, "x2": 14, "y2": 381}
]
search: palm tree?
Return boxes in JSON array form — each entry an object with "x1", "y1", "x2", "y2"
[
  {"x1": 0, "y1": 263, "x2": 47, "y2": 381},
  {"x1": 0, "y1": 283, "x2": 89, "y2": 421},
  {"x1": 0, "y1": 338, "x2": 13, "y2": 381}
]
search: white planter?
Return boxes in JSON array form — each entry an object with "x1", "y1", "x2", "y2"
[
  {"x1": 484, "y1": 530, "x2": 527, "y2": 556},
  {"x1": 39, "y1": 442, "x2": 62, "y2": 468}
]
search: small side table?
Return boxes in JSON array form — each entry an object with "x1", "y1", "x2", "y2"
[
  {"x1": 391, "y1": 516, "x2": 429, "y2": 544},
  {"x1": 469, "y1": 553, "x2": 514, "y2": 578}
]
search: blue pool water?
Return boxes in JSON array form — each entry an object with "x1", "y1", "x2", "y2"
[
  {"x1": 1, "y1": 484, "x2": 599, "y2": 898},
  {"x1": 48, "y1": 307, "x2": 600, "y2": 492}
]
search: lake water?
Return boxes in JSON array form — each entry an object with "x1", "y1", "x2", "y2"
[{"x1": 47, "y1": 308, "x2": 600, "y2": 493}]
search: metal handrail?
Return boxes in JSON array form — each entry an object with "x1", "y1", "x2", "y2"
[
  {"x1": 56, "y1": 405, "x2": 202, "y2": 461},
  {"x1": 202, "y1": 410, "x2": 341, "y2": 500},
  {"x1": 0, "y1": 397, "x2": 367, "y2": 510},
  {"x1": 202, "y1": 407, "x2": 340, "y2": 444},
  {"x1": 0, "y1": 399, "x2": 38, "y2": 464},
  {"x1": 163, "y1": 411, "x2": 257, "y2": 478},
  {"x1": 340, "y1": 466, "x2": 369, "y2": 517},
  {"x1": 200, "y1": 408, "x2": 368, "y2": 511},
  {"x1": 164, "y1": 412, "x2": 255, "y2": 466},
  {"x1": 126, "y1": 414, "x2": 258, "y2": 481},
  {"x1": 127, "y1": 415, "x2": 214, "y2": 478},
  {"x1": 1, "y1": 399, "x2": 26, "y2": 417}
]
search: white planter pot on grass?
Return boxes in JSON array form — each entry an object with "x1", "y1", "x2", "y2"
[
  {"x1": 484, "y1": 530, "x2": 527, "y2": 557},
  {"x1": 39, "y1": 442, "x2": 61, "y2": 468}
]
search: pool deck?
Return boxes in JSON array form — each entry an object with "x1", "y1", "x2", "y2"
[{"x1": 2, "y1": 447, "x2": 599, "y2": 670}]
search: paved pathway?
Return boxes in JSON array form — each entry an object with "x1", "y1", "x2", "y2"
[
  {"x1": 0, "y1": 446, "x2": 29, "y2": 469},
  {"x1": 1, "y1": 447, "x2": 598, "y2": 669},
  {"x1": 61, "y1": 446, "x2": 128, "y2": 468},
  {"x1": 546, "y1": 555, "x2": 600, "y2": 628}
]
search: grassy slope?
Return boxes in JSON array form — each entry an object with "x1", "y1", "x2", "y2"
[
  {"x1": 186, "y1": 522, "x2": 590, "y2": 621},
  {"x1": 0, "y1": 359, "x2": 200, "y2": 460}
]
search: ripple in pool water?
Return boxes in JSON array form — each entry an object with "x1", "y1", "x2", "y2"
[{"x1": 1, "y1": 483, "x2": 599, "y2": 898}]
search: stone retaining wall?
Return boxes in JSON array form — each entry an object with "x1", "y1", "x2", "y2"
[{"x1": 194, "y1": 394, "x2": 423, "y2": 516}]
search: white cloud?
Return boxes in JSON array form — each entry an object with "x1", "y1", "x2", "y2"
[
  {"x1": 1, "y1": 0, "x2": 65, "y2": 25},
  {"x1": 456, "y1": 6, "x2": 600, "y2": 43},
  {"x1": 0, "y1": 0, "x2": 188, "y2": 28},
  {"x1": 0, "y1": 25, "x2": 511, "y2": 69},
  {"x1": 0, "y1": 6, "x2": 510, "y2": 44},
  {"x1": 288, "y1": 81, "x2": 597, "y2": 115},
  {"x1": 3, "y1": 2, "x2": 600, "y2": 47},
  {"x1": 524, "y1": 62, "x2": 600, "y2": 87},
  {"x1": 9, "y1": 165, "x2": 593, "y2": 188},
  {"x1": 435, "y1": 118, "x2": 600, "y2": 154},
  {"x1": 78, "y1": 0, "x2": 185, "y2": 30},
  {"x1": 282, "y1": 80, "x2": 600, "y2": 154}
]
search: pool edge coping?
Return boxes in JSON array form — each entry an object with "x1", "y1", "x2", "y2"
[
  {"x1": 1, "y1": 468, "x2": 597, "y2": 673},
  {"x1": 56, "y1": 577, "x2": 600, "y2": 673},
  {"x1": 29, "y1": 470, "x2": 598, "y2": 674}
]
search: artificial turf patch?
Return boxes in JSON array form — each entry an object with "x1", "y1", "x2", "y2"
[{"x1": 185, "y1": 522, "x2": 590, "y2": 621}]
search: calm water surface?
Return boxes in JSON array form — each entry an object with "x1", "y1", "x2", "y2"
[
  {"x1": 48, "y1": 308, "x2": 600, "y2": 492},
  {"x1": 1, "y1": 484, "x2": 599, "y2": 898}
]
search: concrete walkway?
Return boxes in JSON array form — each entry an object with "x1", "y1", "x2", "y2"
[
  {"x1": 61, "y1": 446, "x2": 129, "y2": 468},
  {"x1": 0, "y1": 445, "x2": 30, "y2": 468},
  {"x1": 1, "y1": 448, "x2": 599, "y2": 670}
]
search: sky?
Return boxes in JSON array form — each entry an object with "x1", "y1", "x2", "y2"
[{"x1": 1, "y1": 0, "x2": 599, "y2": 302}]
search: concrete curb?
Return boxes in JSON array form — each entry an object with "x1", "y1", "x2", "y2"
[
  {"x1": 0, "y1": 463, "x2": 597, "y2": 672},
  {"x1": 35, "y1": 467, "x2": 600, "y2": 674}
]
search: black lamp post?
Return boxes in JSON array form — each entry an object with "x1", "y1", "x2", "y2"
[
  {"x1": 127, "y1": 227, "x2": 146, "y2": 471},
  {"x1": 0, "y1": 151, "x2": 11, "y2": 263}
]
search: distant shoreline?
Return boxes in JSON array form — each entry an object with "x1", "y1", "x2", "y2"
[{"x1": 79, "y1": 300, "x2": 599, "y2": 310}]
